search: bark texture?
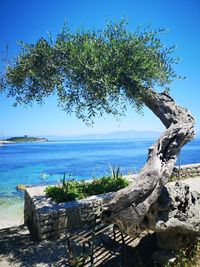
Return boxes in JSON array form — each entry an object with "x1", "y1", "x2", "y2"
[{"x1": 101, "y1": 88, "x2": 195, "y2": 238}]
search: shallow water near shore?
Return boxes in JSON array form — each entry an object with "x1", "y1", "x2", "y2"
[{"x1": 0, "y1": 197, "x2": 24, "y2": 229}]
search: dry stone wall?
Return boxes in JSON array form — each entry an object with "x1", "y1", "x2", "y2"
[
  {"x1": 24, "y1": 186, "x2": 114, "y2": 240},
  {"x1": 172, "y1": 163, "x2": 200, "y2": 179}
]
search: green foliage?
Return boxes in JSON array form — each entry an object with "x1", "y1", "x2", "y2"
[
  {"x1": 45, "y1": 172, "x2": 129, "y2": 203},
  {"x1": 169, "y1": 175, "x2": 177, "y2": 182},
  {"x1": 44, "y1": 186, "x2": 77, "y2": 203},
  {"x1": 109, "y1": 164, "x2": 122, "y2": 179},
  {"x1": 84, "y1": 175, "x2": 128, "y2": 196},
  {"x1": 1, "y1": 19, "x2": 181, "y2": 124}
]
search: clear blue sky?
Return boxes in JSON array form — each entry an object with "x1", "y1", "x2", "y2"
[{"x1": 0, "y1": 0, "x2": 200, "y2": 137}]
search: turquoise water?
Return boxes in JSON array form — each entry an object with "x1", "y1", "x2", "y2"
[{"x1": 0, "y1": 138, "x2": 200, "y2": 198}]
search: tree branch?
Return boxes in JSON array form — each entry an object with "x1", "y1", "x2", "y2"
[{"x1": 101, "y1": 88, "x2": 195, "y2": 237}]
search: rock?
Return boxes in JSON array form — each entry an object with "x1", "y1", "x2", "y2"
[
  {"x1": 154, "y1": 182, "x2": 200, "y2": 250},
  {"x1": 16, "y1": 184, "x2": 26, "y2": 190}
]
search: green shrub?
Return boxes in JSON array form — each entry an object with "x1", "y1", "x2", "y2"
[
  {"x1": 84, "y1": 176, "x2": 129, "y2": 196},
  {"x1": 45, "y1": 170, "x2": 129, "y2": 203},
  {"x1": 45, "y1": 186, "x2": 79, "y2": 203}
]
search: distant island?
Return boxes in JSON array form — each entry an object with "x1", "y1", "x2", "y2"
[{"x1": 5, "y1": 135, "x2": 48, "y2": 143}]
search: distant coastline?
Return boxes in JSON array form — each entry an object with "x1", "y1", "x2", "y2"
[{"x1": 0, "y1": 135, "x2": 48, "y2": 144}]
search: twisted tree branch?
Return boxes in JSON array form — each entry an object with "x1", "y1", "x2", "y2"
[{"x1": 101, "y1": 88, "x2": 195, "y2": 237}]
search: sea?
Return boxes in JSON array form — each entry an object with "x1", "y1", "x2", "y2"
[{"x1": 0, "y1": 137, "x2": 200, "y2": 200}]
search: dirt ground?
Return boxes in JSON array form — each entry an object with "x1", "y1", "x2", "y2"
[{"x1": 0, "y1": 225, "x2": 68, "y2": 267}]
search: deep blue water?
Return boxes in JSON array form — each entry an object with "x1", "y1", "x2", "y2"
[{"x1": 0, "y1": 138, "x2": 200, "y2": 198}]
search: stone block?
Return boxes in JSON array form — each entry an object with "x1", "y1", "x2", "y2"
[
  {"x1": 39, "y1": 225, "x2": 53, "y2": 233},
  {"x1": 38, "y1": 212, "x2": 51, "y2": 221},
  {"x1": 58, "y1": 208, "x2": 67, "y2": 215},
  {"x1": 40, "y1": 218, "x2": 55, "y2": 226},
  {"x1": 80, "y1": 214, "x2": 89, "y2": 222},
  {"x1": 67, "y1": 211, "x2": 80, "y2": 228},
  {"x1": 53, "y1": 215, "x2": 68, "y2": 231},
  {"x1": 40, "y1": 231, "x2": 58, "y2": 240}
]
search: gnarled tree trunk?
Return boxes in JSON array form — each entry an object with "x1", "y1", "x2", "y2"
[{"x1": 101, "y1": 88, "x2": 195, "y2": 238}]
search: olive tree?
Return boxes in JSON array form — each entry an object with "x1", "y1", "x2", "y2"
[{"x1": 0, "y1": 21, "x2": 195, "y2": 237}]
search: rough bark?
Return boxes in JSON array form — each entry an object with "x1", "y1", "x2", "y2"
[{"x1": 101, "y1": 88, "x2": 195, "y2": 238}]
